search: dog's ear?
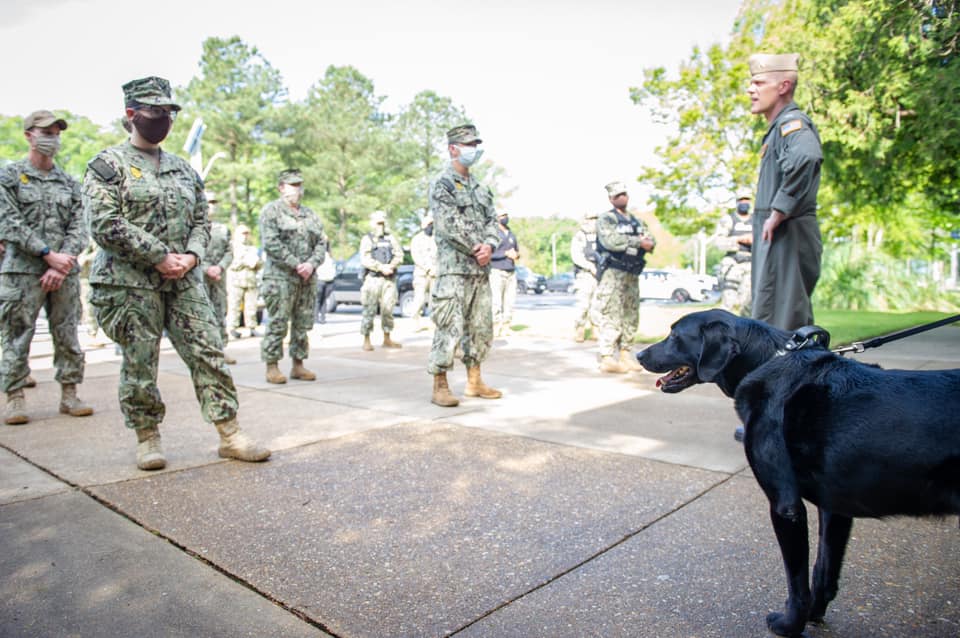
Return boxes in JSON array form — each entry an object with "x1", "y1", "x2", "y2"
[{"x1": 697, "y1": 320, "x2": 739, "y2": 382}]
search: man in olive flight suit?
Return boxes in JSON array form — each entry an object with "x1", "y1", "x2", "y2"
[
  {"x1": 83, "y1": 76, "x2": 269, "y2": 470},
  {"x1": 359, "y1": 210, "x2": 403, "y2": 351}
]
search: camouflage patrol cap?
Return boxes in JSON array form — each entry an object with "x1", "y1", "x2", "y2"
[
  {"x1": 748, "y1": 53, "x2": 800, "y2": 76},
  {"x1": 122, "y1": 76, "x2": 182, "y2": 110},
  {"x1": 605, "y1": 181, "x2": 629, "y2": 197},
  {"x1": 446, "y1": 124, "x2": 482, "y2": 145},
  {"x1": 23, "y1": 110, "x2": 68, "y2": 131},
  {"x1": 278, "y1": 168, "x2": 303, "y2": 185}
]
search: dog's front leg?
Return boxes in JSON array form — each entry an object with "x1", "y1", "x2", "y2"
[
  {"x1": 766, "y1": 503, "x2": 812, "y2": 637},
  {"x1": 810, "y1": 509, "x2": 853, "y2": 622}
]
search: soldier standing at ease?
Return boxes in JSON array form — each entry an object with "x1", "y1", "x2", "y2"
[
  {"x1": 489, "y1": 211, "x2": 519, "y2": 338},
  {"x1": 427, "y1": 124, "x2": 502, "y2": 407},
  {"x1": 590, "y1": 181, "x2": 655, "y2": 374},
  {"x1": 570, "y1": 209, "x2": 600, "y2": 342},
  {"x1": 0, "y1": 109, "x2": 94, "y2": 425},
  {"x1": 83, "y1": 77, "x2": 268, "y2": 469},
  {"x1": 359, "y1": 210, "x2": 403, "y2": 351},
  {"x1": 409, "y1": 214, "x2": 437, "y2": 332},
  {"x1": 259, "y1": 169, "x2": 327, "y2": 384},
  {"x1": 202, "y1": 192, "x2": 235, "y2": 364},
  {"x1": 747, "y1": 53, "x2": 823, "y2": 331},
  {"x1": 716, "y1": 194, "x2": 753, "y2": 315},
  {"x1": 227, "y1": 224, "x2": 262, "y2": 338}
]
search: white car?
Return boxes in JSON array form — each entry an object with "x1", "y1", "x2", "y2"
[{"x1": 638, "y1": 269, "x2": 718, "y2": 303}]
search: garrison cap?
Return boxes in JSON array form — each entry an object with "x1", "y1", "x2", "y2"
[
  {"x1": 446, "y1": 124, "x2": 482, "y2": 145},
  {"x1": 605, "y1": 181, "x2": 629, "y2": 197},
  {"x1": 123, "y1": 76, "x2": 181, "y2": 110},
  {"x1": 278, "y1": 168, "x2": 303, "y2": 185},
  {"x1": 748, "y1": 53, "x2": 800, "y2": 76},
  {"x1": 24, "y1": 110, "x2": 68, "y2": 131}
]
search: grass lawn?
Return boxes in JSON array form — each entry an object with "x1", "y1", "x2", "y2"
[{"x1": 814, "y1": 309, "x2": 960, "y2": 346}]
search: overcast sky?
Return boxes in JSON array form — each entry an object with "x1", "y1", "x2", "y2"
[{"x1": 0, "y1": 0, "x2": 744, "y2": 217}]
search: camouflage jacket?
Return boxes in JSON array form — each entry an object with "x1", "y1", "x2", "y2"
[
  {"x1": 204, "y1": 222, "x2": 233, "y2": 274},
  {"x1": 428, "y1": 164, "x2": 500, "y2": 276},
  {"x1": 82, "y1": 141, "x2": 209, "y2": 291},
  {"x1": 0, "y1": 158, "x2": 87, "y2": 275},
  {"x1": 228, "y1": 242, "x2": 262, "y2": 289},
  {"x1": 596, "y1": 208, "x2": 654, "y2": 253},
  {"x1": 259, "y1": 199, "x2": 326, "y2": 282},
  {"x1": 410, "y1": 230, "x2": 437, "y2": 277}
]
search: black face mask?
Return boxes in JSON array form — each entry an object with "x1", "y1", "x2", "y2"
[
  {"x1": 500, "y1": 216, "x2": 509, "y2": 226},
  {"x1": 132, "y1": 112, "x2": 172, "y2": 144},
  {"x1": 424, "y1": 223, "x2": 434, "y2": 237},
  {"x1": 736, "y1": 203, "x2": 751, "y2": 215}
]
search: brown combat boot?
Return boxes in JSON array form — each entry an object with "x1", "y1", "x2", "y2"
[
  {"x1": 265, "y1": 362, "x2": 287, "y2": 384},
  {"x1": 223, "y1": 353, "x2": 237, "y2": 365},
  {"x1": 599, "y1": 356, "x2": 628, "y2": 374},
  {"x1": 620, "y1": 349, "x2": 643, "y2": 372},
  {"x1": 431, "y1": 372, "x2": 459, "y2": 407},
  {"x1": 382, "y1": 333, "x2": 402, "y2": 349},
  {"x1": 215, "y1": 418, "x2": 271, "y2": 462},
  {"x1": 59, "y1": 383, "x2": 94, "y2": 417},
  {"x1": 135, "y1": 426, "x2": 166, "y2": 470},
  {"x1": 362, "y1": 335, "x2": 374, "y2": 351},
  {"x1": 574, "y1": 325, "x2": 586, "y2": 343},
  {"x1": 23, "y1": 375, "x2": 37, "y2": 388},
  {"x1": 464, "y1": 366, "x2": 502, "y2": 399},
  {"x1": 291, "y1": 358, "x2": 316, "y2": 381},
  {"x1": 5, "y1": 389, "x2": 29, "y2": 425}
]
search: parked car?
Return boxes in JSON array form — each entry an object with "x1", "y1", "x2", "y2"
[
  {"x1": 515, "y1": 265, "x2": 547, "y2": 295},
  {"x1": 545, "y1": 271, "x2": 575, "y2": 293},
  {"x1": 637, "y1": 269, "x2": 718, "y2": 303},
  {"x1": 324, "y1": 252, "x2": 418, "y2": 317}
]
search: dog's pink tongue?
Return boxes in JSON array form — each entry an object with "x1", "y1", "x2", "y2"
[{"x1": 656, "y1": 371, "x2": 673, "y2": 388}]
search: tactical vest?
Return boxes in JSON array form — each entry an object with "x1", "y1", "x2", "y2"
[
  {"x1": 727, "y1": 211, "x2": 752, "y2": 259},
  {"x1": 366, "y1": 232, "x2": 394, "y2": 277},
  {"x1": 573, "y1": 227, "x2": 599, "y2": 275},
  {"x1": 596, "y1": 210, "x2": 646, "y2": 275}
]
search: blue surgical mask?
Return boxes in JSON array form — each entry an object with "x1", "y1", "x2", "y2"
[
  {"x1": 457, "y1": 144, "x2": 483, "y2": 167},
  {"x1": 736, "y1": 202, "x2": 751, "y2": 215}
]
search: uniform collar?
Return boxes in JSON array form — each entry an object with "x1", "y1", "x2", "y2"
[
  {"x1": 18, "y1": 157, "x2": 64, "y2": 181},
  {"x1": 764, "y1": 102, "x2": 800, "y2": 139}
]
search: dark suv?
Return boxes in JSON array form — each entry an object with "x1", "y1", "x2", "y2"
[
  {"x1": 515, "y1": 265, "x2": 547, "y2": 295},
  {"x1": 323, "y1": 252, "x2": 418, "y2": 317}
]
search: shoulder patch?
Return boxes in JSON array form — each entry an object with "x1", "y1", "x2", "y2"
[
  {"x1": 437, "y1": 177, "x2": 456, "y2": 195},
  {"x1": 87, "y1": 156, "x2": 119, "y2": 183},
  {"x1": 780, "y1": 119, "x2": 803, "y2": 137}
]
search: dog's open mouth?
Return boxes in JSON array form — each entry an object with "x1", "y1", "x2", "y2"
[{"x1": 656, "y1": 366, "x2": 696, "y2": 392}]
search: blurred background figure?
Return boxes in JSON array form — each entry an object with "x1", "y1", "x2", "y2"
[
  {"x1": 489, "y1": 211, "x2": 519, "y2": 338},
  {"x1": 409, "y1": 214, "x2": 437, "y2": 332},
  {"x1": 227, "y1": 224, "x2": 262, "y2": 339},
  {"x1": 315, "y1": 248, "x2": 336, "y2": 324},
  {"x1": 202, "y1": 192, "x2": 235, "y2": 364}
]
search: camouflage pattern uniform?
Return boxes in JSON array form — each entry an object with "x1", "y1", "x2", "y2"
[
  {"x1": 359, "y1": 224, "x2": 402, "y2": 337},
  {"x1": 77, "y1": 241, "x2": 100, "y2": 337},
  {"x1": 203, "y1": 221, "x2": 233, "y2": 343},
  {"x1": 716, "y1": 207, "x2": 753, "y2": 315},
  {"x1": 0, "y1": 158, "x2": 87, "y2": 392},
  {"x1": 410, "y1": 220, "x2": 437, "y2": 322},
  {"x1": 570, "y1": 210, "x2": 599, "y2": 335},
  {"x1": 259, "y1": 196, "x2": 326, "y2": 364},
  {"x1": 227, "y1": 226, "x2": 262, "y2": 336},
  {"x1": 427, "y1": 164, "x2": 501, "y2": 375}
]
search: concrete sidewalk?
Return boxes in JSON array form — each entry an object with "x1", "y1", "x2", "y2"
[{"x1": 2, "y1": 307, "x2": 959, "y2": 637}]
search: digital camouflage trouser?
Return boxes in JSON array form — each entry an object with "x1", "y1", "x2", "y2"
[
  {"x1": 360, "y1": 274, "x2": 397, "y2": 336},
  {"x1": 260, "y1": 276, "x2": 317, "y2": 363},
  {"x1": 427, "y1": 273, "x2": 493, "y2": 375},
  {"x1": 573, "y1": 270, "x2": 597, "y2": 330},
  {"x1": 590, "y1": 268, "x2": 639, "y2": 358}
]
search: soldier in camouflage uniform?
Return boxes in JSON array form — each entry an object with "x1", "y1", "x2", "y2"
[
  {"x1": 590, "y1": 181, "x2": 655, "y2": 374},
  {"x1": 0, "y1": 110, "x2": 94, "y2": 425},
  {"x1": 82, "y1": 77, "x2": 269, "y2": 470},
  {"x1": 259, "y1": 169, "x2": 327, "y2": 384},
  {"x1": 570, "y1": 210, "x2": 599, "y2": 342},
  {"x1": 227, "y1": 224, "x2": 262, "y2": 338},
  {"x1": 427, "y1": 125, "x2": 503, "y2": 407},
  {"x1": 715, "y1": 194, "x2": 753, "y2": 315},
  {"x1": 202, "y1": 192, "x2": 235, "y2": 364},
  {"x1": 359, "y1": 210, "x2": 403, "y2": 351},
  {"x1": 409, "y1": 214, "x2": 437, "y2": 332}
]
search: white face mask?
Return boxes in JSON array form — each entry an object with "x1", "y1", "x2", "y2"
[
  {"x1": 456, "y1": 144, "x2": 483, "y2": 167},
  {"x1": 280, "y1": 184, "x2": 303, "y2": 206}
]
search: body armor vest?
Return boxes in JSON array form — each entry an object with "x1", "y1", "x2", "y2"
[{"x1": 596, "y1": 210, "x2": 646, "y2": 275}]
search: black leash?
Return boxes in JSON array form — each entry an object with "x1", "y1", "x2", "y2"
[{"x1": 831, "y1": 313, "x2": 960, "y2": 356}]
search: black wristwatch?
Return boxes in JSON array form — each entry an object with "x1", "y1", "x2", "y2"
[{"x1": 39, "y1": 246, "x2": 51, "y2": 257}]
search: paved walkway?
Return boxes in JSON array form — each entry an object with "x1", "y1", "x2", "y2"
[{"x1": 2, "y1": 305, "x2": 959, "y2": 637}]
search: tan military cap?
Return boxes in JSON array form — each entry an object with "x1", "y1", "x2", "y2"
[
  {"x1": 447, "y1": 124, "x2": 482, "y2": 145},
  {"x1": 204, "y1": 191, "x2": 219, "y2": 204},
  {"x1": 370, "y1": 210, "x2": 387, "y2": 224},
  {"x1": 24, "y1": 110, "x2": 67, "y2": 131},
  {"x1": 748, "y1": 53, "x2": 800, "y2": 76},
  {"x1": 421, "y1": 214, "x2": 434, "y2": 229},
  {"x1": 236, "y1": 224, "x2": 252, "y2": 235},
  {"x1": 278, "y1": 168, "x2": 303, "y2": 185},
  {"x1": 605, "y1": 181, "x2": 629, "y2": 197},
  {"x1": 122, "y1": 76, "x2": 181, "y2": 110}
]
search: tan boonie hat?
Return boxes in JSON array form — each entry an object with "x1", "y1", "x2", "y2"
[
  {"x1": 278, "y1": 168, "x2": 303, "y2": 185},
  {"x1": 605, "y1": 181, "x2": 629, "y2": 197},
  {"x1": 24, "y1": 110, "x2": 67, "y2": 131},
  {"x1": 122, "y1": 76, "x2": 182, "y2": 110},
  {"x1": 447, "y1": 124, "x2": 482, "y2": 145},
  {"x1": 748, "y1": 53, "x2": 800, "y2": 76}
]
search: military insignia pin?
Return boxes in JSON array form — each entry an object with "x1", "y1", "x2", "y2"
[
  {"x1": 19, "y1": 174, "x2": 28, "y2": 184},
  {"x1": 130, "y1": 166, "x2": 143, "y2": 179}
]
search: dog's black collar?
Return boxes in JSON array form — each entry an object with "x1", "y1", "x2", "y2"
[{"x1": 777, "y1": 325, "x2": 831, "y2": 356}]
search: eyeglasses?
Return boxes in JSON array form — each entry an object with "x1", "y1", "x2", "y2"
[{"x1": 136, "y1": 105, "x2": 178, "y2": 121}]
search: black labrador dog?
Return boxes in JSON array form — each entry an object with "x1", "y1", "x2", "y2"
[{"x1": 637, "y1": 309, "x2": 960, "y2": 637}]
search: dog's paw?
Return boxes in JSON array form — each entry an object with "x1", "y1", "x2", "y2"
[{"x1": 766, "y1": 611, "x2": 807, "y2": 637}]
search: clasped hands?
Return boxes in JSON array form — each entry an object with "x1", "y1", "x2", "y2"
[
  {"x1": 39, "y1": 251, "x2": 77, "y2": 292},
  {"x1": 472, "y1": 243, "x2": 492, "y2": 267},
  {"x1": 156, "y1": 253, "x2": 198, "y2": 280}
]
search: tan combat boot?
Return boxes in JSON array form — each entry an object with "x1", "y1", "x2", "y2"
[
  {"x1": 59, "y1": 383, "x2": 94, "y2": 417},
  {"x1": 362, "y1": 335, "x2": 374, "y2": 351},
  {"x1": 464, "y1": 366, "x2": 502, "y2": 399},
  {"x1": 223, "y1": 353, "x2": 237, "y2": 365},
  {"x1": 265, "y1": 362, "x2": 287, "y2": 384},
  {"x1": 5, "y1": 389, "x2": 29, "y2": 425},
  {"x1": 24, "y1": 375, "x2": 37, "y2": 388},
  {"x1": 291, "y1": 358, "x2": 316, "y2": 381},
  {"x1": 599, "y1": 356, "x2": 628, "y2": 374},
  {"x1": 214, "y1": 418, "x2": 271, "y2": 462},
  {"x1": 574, "y1": 325, "x2": 586, "y2": 343},
  {"x1": 135, "y1": 426, "x2": 166, "y2": 470},
  {"x1": 382, "y1": 333, "x2": 402, "y2": 349},
  {"x1": 620, "y1": 349, "x2": 643, "y2": 372},
  {"x1": 431, "y1": 372, "x2": 459, "y2": 407}
]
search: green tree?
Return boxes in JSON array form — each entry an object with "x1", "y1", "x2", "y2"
[{"x1": 0, "y1": 112, "x2": 123, "y2": 180}]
